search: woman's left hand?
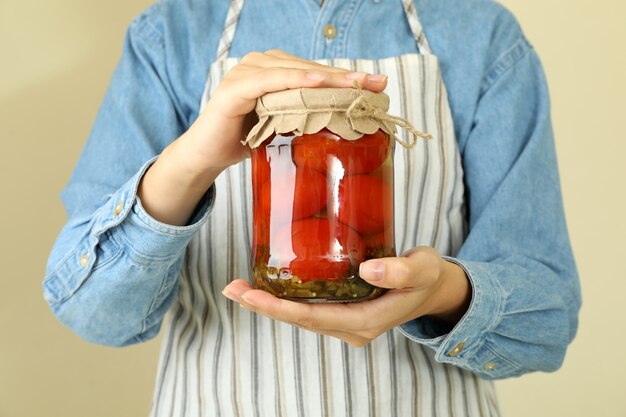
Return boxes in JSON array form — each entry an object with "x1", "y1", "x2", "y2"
[{"x1": 222, "y1": 247, "x2": 472, "y2": 347}]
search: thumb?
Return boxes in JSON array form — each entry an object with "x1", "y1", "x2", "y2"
[{"x1": 358, "y1": 248, "x2": 442, "y2": 290}]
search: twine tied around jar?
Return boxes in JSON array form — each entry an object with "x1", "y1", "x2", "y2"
[
  {"x1": 244, "y1": 82, "x2": 432, "y2": 149},
  {"x1": 344, "y1": 81, "x2": 432, "y2": 148}
]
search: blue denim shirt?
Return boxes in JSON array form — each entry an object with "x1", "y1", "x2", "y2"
[{"x1": 43, "y1": 0, "x2": 581, "y2": 380}]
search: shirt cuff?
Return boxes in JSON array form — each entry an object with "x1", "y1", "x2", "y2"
[
  {"x1": 397, "y1": 257, "x2": 523, "y2": 379},
  {"x1": 44, "y1": 157, "x2": 215, "y2": 305},
  {"x1": 91, "y1": 156, "x2": 215, "y2": 261}
]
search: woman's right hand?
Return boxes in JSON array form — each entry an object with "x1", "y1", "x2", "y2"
[{"x1": 138, "y1": 50, "x2": 388, "y2": 226}]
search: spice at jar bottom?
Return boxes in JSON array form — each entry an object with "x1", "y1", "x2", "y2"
[{"x1": 244, "y1": 86, "x2": 429, "y2": 303}]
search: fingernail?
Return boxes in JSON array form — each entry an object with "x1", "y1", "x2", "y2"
[
  {"x1": 360, "y1": 260, "x2": 385, "y2": 281},
  {"x1": 306, "y1": 72, "x2": 325, "y2": 81},
  {"x1": 345, "y1": 72, "x2": 367, "y2": 80},
  {"x1": 222, "y1": 289, "x2": 240, "y2": 302},
  {"x1": 366, "y1": 74, "x2": 388, "y2": 83}
]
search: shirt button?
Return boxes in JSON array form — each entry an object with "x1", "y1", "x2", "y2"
[
  {"x1": 114, "y1": 200, "x2": 123, "y2": 216},
  {"x1": 323, "y1": 24, "x2": 337, "y2": 40},
  {"x1": 448, "y1": 342, "x2": 464, "y2": 357},
  {"x1": 484, "y1": 363, "x2": 497, "y2": 371},
  {"x1": 79, "y1": 254, "x2": 90, "y2": 268}
]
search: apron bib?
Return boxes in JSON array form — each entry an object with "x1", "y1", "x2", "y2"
[{"x1": 150, "y1": 1, "x2": 501, "y2": 416}]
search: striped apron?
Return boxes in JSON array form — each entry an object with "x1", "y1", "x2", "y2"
[{"x1": 149, "y1": 1, "x2": 502, "y2": 416}]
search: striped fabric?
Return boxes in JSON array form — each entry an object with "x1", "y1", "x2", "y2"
[
  {"x1": 215, "y1": 0, "x2": 244, "y2": 61},
  {"x1": 401, "y1": 0, "x2": 431, "y2": 54},
  {"x1": 149, "y1": 2, "x2": 502, "y2": 416}
]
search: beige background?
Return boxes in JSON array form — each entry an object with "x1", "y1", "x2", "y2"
[{"x1": 1, "y1": 0, "x2": 624, "y2": 416}]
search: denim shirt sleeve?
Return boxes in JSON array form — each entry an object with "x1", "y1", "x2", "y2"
[
  {"x1": 43, "y1": 9, "x2": 213, "y2": 347},
  {"x1": 398, "y1": 39, "x2": 581, "y2": 379}
]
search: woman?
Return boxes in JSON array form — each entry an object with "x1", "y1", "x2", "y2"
[{"x1": 44, "y1": 0, "x2": 581, "y2": 415}]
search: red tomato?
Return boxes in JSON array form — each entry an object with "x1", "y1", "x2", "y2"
[
  {"x1": 292, "y1": 128, "x2": 390, "y2": 175},
  {"x1": 251, "y1": 146, "x2": 271, "y2": 256},
  {"x1": 270, "y1": 218, "x2": 365, "y2": 282},
  {"x1": 337, "y1": 175, "x2": 393, "y2": 235},
  {"x1": 261, "y1": 168, "x2": 327, "y2": 224}
]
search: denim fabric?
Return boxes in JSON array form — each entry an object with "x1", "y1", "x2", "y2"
[{"x1": 43, "y1": 0, "x2": 580, "y2": 380}]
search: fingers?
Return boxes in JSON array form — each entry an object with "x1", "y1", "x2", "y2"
[
  {"x1": 225, "y1": 283, "x2": 360, "y2": 331},
  {"x1": 259, "y1": 49, "x2": 389, "y2": 91},
  {"x1": 209, "y1": 49, "x2": 388, "y2": 118},
  {"x1": 220, "y1": 246, "x2": 449, "y2": 349},
  {"x1": 212, "y1": 68, "x2": 385, "y2": 117},
  {"x1": 291, "y1": 326, "x2": 372, "y2": 348},
  {"x1": 222, "y1": 65, "x2": 329, "y2": 98},
  {"x1": 248, "y1": 50, "x2": 348, "y2": 73},
  {"x1": 223, "y1": 279, "x2": 421, "y2": 332}
]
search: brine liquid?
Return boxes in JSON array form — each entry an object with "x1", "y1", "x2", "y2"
[{"x1": 251, "y1": 128, "x2": 395, "y2": 302}]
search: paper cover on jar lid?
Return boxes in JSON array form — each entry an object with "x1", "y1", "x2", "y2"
[{"x1": 243, "y1": 85, "x2": 431, "y2": 149}]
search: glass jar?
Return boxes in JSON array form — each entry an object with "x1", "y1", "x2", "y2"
[{"x1": 250, "y1": 127, "x2": 395, "y2": 302}]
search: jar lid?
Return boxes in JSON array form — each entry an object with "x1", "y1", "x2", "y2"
[{"x1": 244, "y1": 87, "x2": 399, "y2": 148}]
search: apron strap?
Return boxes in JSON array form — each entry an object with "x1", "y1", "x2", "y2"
[
  {"x1": 401, "y1": 0, "x2": 432, "y2": 54},
  {"x1": 215, "y1": 0, "x2": 246, "y2": 61}
]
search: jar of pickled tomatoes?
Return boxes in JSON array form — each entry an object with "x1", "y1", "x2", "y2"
[{"x1": 245, "y1": 87, "x2": 402, "y2": 303}]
